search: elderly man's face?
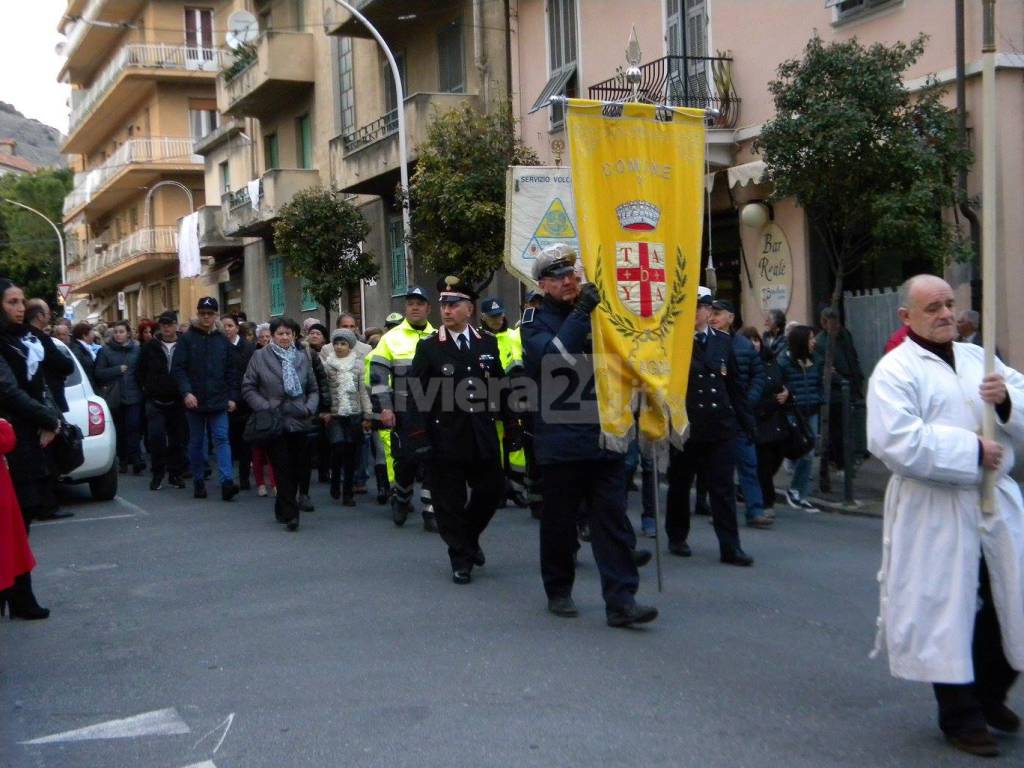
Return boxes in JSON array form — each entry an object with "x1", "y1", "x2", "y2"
[
  {"x1": 539, "y1": 272, "x2": 580, "y2": 304},
  {"x1": 899, "y1": 277, "x2": 957, "y2": 344},
  {"x1": 710, "y1": 308, "x2": 734, "y2": 332}
]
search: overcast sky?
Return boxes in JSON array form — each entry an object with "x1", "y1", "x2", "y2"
[{"x1": 0, "y1": 0, "x2": 71, "y2": 133}]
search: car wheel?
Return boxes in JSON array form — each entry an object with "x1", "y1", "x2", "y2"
[{"x1": 89, "y1": 464, "x2": 118, "y2": 501}]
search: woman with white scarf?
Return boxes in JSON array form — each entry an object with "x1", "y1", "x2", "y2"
[
  {"x1": 323, "y1": 329, "x2": 372, "y2": 505},
  {"x1": 242, "y1": 317, "x2": 319, "y2": 531}
]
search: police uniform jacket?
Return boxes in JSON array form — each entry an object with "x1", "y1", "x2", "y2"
[
  {"x1": 687, "y1": 327, "x2": 755, "y2": 442},
  {"x1": 406, "y1": 325, "x2": 510, "y2": 463},
  {"x1": 521, "y1": 295, "x2": 618, "y2": 466}
]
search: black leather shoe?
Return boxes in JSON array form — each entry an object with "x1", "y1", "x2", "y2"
[
  {"x1": 452, "y1": 569, "x2": 471, "y2": 585},
  {"x1": 547, "y1": 596, "x2": 579, "y2": 617},
  {"x1": 392, "y1": 499, "x2": 410, "y2": 526},
  {"x1": 721, "y1": 549, "x2": 754, "y2": 566},
  {"x1": 606, "y1": 604, "x2": 659, "y2": 628},
  {"x1": 945, "y1": 728, "x2": 999, "y2": 757},
  {"x1": 668, "y1": 541, "x2": 692, "y2": 557},
  {"x1": 150, "y1": 475, "x2": 164, "y2": 491},
  {"x1": 423, "y1": 514, "x2": 439, "y2": 533},
  {"x1": 221, "y1": 482, "x2": 239, "y2": 502},
  {"x1": 471, "y1": 547, "x2": 486, "y2": 567},
  {"x1": 168, "y1": 475, "x2": 186, "y2": 489},
  {"x1": 34, "y1": 510, "x2": 74, "y2": 521},
  {"x1": 984, "y1": 703, "x2": 1021, "y2": 733},
  {"x1": 285, "y1": 519, "x2": 299, "y2": 532},
  {"x1": 194, "y1": 482, "x2": 207, "y2": 499},
  {"x1": 297, "y1": 494, "x2": 314, "y2": 512},
  {"x1": 632, "y1": 549, "x2": 653, "y2": 567}
]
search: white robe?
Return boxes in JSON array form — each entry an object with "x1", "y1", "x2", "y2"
[{"x1": 867, "y1": 338, "x2": 1024, "y2": 683}]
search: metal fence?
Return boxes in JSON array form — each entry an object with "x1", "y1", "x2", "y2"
[{"x1": 843, "y1": 287, "x2": 902, "y2": 380}]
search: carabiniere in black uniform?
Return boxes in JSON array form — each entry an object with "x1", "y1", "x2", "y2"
[
  {"x1": 665, "y1": 292, "x2": 756, "y2": 565},
  {"x1": 406, "y1": 277, "x2": 521, "y2": 585}
]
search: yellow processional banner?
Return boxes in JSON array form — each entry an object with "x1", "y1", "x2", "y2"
[{"x1": 565, "y1": 99, "x2": 705, "y2": 450}]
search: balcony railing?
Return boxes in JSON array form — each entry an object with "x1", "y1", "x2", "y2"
[
  {"x1": 67, "y1": 227, "x2": 178, "y2": 286},
  {"x1": 63, "y1": 137, "x2": 200, "y2": 215},
  {"x1": 69, "y1": 43, "x2": 230, "y2": 134},
  {"x1": 588, "y1": 55, "x2": 740, "y2": 128},
  {"x1": 226, "y1": 182, "x2": 262, "y2": 211},
  {"x1": 341, "y1": 109, "x2": 400, "y2": 153}
]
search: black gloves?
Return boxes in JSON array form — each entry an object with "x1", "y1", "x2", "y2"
[{"x1": 574, "y1": 283, "x2": 601, "y2": 315}]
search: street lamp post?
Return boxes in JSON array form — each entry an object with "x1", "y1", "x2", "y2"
[
  {"x1": 332, "y1": 0, "x2": 413, "y2": 284},
  {"x1": 0, "y1": 197, "x2": 67, "y2": 285}
]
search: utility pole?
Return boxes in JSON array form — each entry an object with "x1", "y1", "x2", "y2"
[{"x1": 1, "y1": 197, "x2": 67, "y2": 284}]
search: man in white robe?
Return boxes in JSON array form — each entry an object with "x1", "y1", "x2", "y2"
[{"x1": 867, "y1": 274, "x2": 1024, "y2": 757}]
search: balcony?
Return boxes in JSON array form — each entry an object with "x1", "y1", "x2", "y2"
[
  {"x1": 322, "y1": 0, "x2": 455, "y2": 38},
  {"x1": 192, "y1": 118, "x2": 245, "y2": 156},
  {"x1": 60, "y1": 0, "x2": 148, "y2": 84},
  {"x1": 62, "y1": 137, "x2": 201, "y2": 222},
  {"x1": 221, "y1": 168, "x2": 321, "y2": 237},
  {"x1": 330, "y1": 92, "x2": 479, "y2": 196},
  {"x1": 64, "y1": 43, "x2": 230, "y2": 154},
  {"x1": 216, "y1": 32, "x2": 315, "y2": 120},
  {"x1": 195, "y1": 205, "x2": 241, "y2": 254},
  {"x1": 588, "y1": 55, "x2": 740, "y2": 128},
  {"x1": 67, "y1": 226, "x2": 179, "y2": 293}
]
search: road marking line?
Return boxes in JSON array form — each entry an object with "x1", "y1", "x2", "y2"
[
  {"x1": 20, "y1": 707, "x2": 190, "y2": 745},
  {"x1": 181, "y1": 762, "x2": 218, "y2": 768},
  {"x1": 192, "y1": 713, "x2": 234, "y2": 754},
  {"x1": 115, "y1": 496, "x2": 150, "y2": 516},
  {"x1": 34, "y1": 513, "x2": 136, "y2": 527}
]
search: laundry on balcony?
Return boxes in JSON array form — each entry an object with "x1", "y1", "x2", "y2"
[
  {"x1": 247, "y1": 179, "x2": 262, "y2": 211},
  {"x1": 178, "y1": 212, "x2": 201, "y2": 279}
]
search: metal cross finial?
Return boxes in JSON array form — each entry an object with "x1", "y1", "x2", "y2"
[{"x1": 625, "y1": 26, "x2": 643, "y2": 102}]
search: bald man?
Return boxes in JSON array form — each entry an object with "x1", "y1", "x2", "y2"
[{"x1": 867, "y1": 274, "x2": 1024, "y2": 757}]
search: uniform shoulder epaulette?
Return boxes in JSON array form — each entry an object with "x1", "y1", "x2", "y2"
[{"x1": 520, "y1": 307, "x2": 535, "y2": 325}]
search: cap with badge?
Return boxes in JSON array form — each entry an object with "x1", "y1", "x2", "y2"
[
  {"x1": 197, "y1": 296, "x2": 219, "y2": 312},
  {"x1": 697, "y1": 286, "x2": 714, "y2": 306},
  {"x1": 531, "y1": 243, "x2": 578, "y2": 282},
  {"x1": 711, "y1": 298, "x2": 735, "y2": 313},
  {"x1": 437, "y1": 275, "x2": 477, "y2": 304},
  {"x1": 404, "y1": 286, "x2": 430, "y2": 302},
  {"x1": 384, "y1": 312, "x2": 403, "y2": 328},
  {"x1": 481, "y1": 297, "x2": 504, "y2": 316},
  {"x1": 157, "y1": 310, "x2": 178, "y2": 325}
]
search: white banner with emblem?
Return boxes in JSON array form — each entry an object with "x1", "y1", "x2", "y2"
[{"x1": 504, "y1": 166, "x2": 580, "y2": 286}]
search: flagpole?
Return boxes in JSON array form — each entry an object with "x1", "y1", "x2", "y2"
[{"x1": 980, "y1": 0, "x2": 997, "y2": 515}]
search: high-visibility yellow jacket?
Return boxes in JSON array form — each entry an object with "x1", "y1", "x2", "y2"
[{"x1": 365, "y1": 318, "x2": 435, "y2": 415}]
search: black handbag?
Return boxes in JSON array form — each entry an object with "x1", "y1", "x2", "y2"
[
  {"x1": 781, "y1": 406, "x2": 816, "y2": 460},
  {"x1": 243, "y1": 408, "x2": 284, "y2": 446},
  {"x1": 98, "y1": 378, "x2": 122, "y2": 411},
  {"x1": 51, "y1": 421, "x2": 85, "y2": 475}
]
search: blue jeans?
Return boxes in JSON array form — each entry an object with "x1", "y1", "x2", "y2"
[
  {"x1": 185, "y1": 410, "x2": 232, "y2": 486},
  {"x1": 790, "y1": 413, "x2": 819, "y2": 499},
  {"x1": 735, "y1": 436, "x2": 765, "y2": 520}
]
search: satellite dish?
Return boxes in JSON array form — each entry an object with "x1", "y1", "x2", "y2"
[{"x1": 226, "y1": 10, "x2": 258, "y2": 51}]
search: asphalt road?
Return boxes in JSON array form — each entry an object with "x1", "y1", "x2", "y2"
[{"x1": 1, "y1": 472, "x2": 1020, "y2": 768}]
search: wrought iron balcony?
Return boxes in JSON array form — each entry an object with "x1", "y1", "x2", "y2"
[
  {"x1": 341, "y1": 110, "x2": 400, "y2": 153},
  {"x1": 588, "y1": 55, "x2": 740, "y2": 128}
]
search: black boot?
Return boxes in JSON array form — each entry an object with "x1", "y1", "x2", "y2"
[
  {"x1": 375, "y1": 466, "x2": 390, "y2": 505},
  {"x1": 1, "y1": 573, "x2": 50, "y2": 620}
]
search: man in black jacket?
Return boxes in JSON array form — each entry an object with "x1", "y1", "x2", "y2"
[
  {"x1": 406, "y1": 277, "x2": 519, "y2": 585},
  {"x1": 25, "y1": 299, "x2": 74, "y2": 414},
  {"x1": 171, "y1": 297, "x2": 239, "y2": 501},
  {"x1": 665, "y1": 290, "x2": 756, "y2": 565},
  {"x1": 136, "y1": 311, "x2": 186, "y2": 491}
]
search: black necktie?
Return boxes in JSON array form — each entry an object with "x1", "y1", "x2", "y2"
[
  {"x1": 695, "y1": 331, "x2": 707, "y2": 350},
  {"x1": 458, "y1": 334, "x2": 469, "y2": 353}
]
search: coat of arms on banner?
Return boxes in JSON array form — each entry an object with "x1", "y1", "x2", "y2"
[{"x1": 614, "y1": 200, "x2": 665, "y2": 318}]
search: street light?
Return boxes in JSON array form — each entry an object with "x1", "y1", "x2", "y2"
[
  {"x1": 0, "y1": 197, "x2": 67, "y2": 284},
  {"x1": 332, "y1": 0, "x2": 413, "y2": 285}
]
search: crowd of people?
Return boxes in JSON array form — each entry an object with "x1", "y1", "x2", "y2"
[{"x1": 1, "y1": 253, "x2": 1020, "y2": 758}]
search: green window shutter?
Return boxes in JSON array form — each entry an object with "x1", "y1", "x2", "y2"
[
  {"x1": 389, "y1": 218, "x2": 407, "y2": 296},
  {"x1": 264, "y1": 133, "x2": 279, "y2": 171},
  {"x1": 269, "y1": 256, "x2": 285, "y2": 316},
  {"x1": 298, "y1": 115, "x2": 313, "y2": 169},
  {"x1": 301, "y1": 277, "x2": 318, "y2": 311}
]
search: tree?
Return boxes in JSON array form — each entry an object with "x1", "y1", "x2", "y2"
[
  {"x1": 0, "y1": 167, "x2": 73, "y2": 306},
  {"x1": 273, "y1": 187, "x2": 378, "y2": 326},
  {"x1": 407, "y1": 102, "x2": 539, "y2": 293},
  {"x1": 756, "y1": 34, "x2": 972, "y2": 495}
]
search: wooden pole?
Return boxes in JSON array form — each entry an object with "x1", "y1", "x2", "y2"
[{"x1": 980, "y1": 0, "x2": 997, "y2": 515}]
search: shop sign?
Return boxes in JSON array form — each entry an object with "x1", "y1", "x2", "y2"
[{"x1": 753, "y1": 222, "x2": 792, "y2": 313}]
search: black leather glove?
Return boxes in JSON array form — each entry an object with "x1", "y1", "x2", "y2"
[{"x1": 574, "y1": 283, "x2": 601, "y2": 315}]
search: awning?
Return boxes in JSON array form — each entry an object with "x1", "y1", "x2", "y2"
[
  {"x1": 529, "y1": 64, "x2": 577, "y2": 113},
  {"x1": 727, "y1": 160, "x2": 767, "y2": 189}
]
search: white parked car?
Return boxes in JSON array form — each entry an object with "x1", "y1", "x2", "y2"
[{"x1": 53, "y1": 338, "x2": 118, "y2": 500}]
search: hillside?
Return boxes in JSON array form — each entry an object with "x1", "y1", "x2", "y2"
[{"x1": 0, "y1": 102, "x2": 66, "y2": 169}]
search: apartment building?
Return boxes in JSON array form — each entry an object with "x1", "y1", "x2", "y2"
[{"x1": 59, "y1": 0, "x2": 226, "y2": 325}]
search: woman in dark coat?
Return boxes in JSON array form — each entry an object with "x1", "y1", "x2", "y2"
[
  {"x1": 0, "y1": 278, "x2": 61, "y2": 619},
  {"x1": 95, "y1": 320, "x2": 145, "y2": 474}
]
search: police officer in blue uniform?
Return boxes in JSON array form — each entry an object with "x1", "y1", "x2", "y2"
[
  {"x1": 665, "y1": 289, "x2": 756, "y2": 565},
  {"x1": 521, "y1": 243, "x2": 658, "y2": 628},
  {"x1": 406, "y1": 277, "x2": 521, "y2": 585}
]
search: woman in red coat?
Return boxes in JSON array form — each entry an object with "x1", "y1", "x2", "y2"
[{"x1": 0, "y1": 416, "x2": 48, "y2": 619}]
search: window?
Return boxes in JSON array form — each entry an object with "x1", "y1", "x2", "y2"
[
  {"x1": 293, "y1": 0, "x2": 304, "y2": 30},
  {"x1": 665, "y1": 0, "x2": 709, "y2": 106},
  {"x1": 383, "y1": 51, "x2": 407, "y2": 116},
  {"x1": 437, "y1": 18, "x2": 465, "y2": 93},
  {"x1": 388, "y1": 217, "x2": 407, "y2": 296},
  {"x1": 296, "y1": 114, "x2": 313, "y2": 169},
  {"x1": 268, "y1": 256, "x2": 285, "y2": 316},
  {"x1": 263, "y1": 133, "x2": 279, "y2": 171},
  {"x1": 533, "y1": 0, "x2": 577, "y2": 129},
  {"x1": 188, "y1": 106, "x2": 219, "y2": 141},
  {"x1": 831, "y1": 0, "x2": 899, "y2": 22},
  {"x1": 301, "y1": 278, "x2": 318, "y2": 311},
  {"x1": 219, "y1": 161, "x2": 230, "y2": 195},
  {"x1": 184, "y1": 8, "x2": 215, "y2": 70},
  {"x1": 337, "y1": 37, "x2": 355, "y2": 136}
]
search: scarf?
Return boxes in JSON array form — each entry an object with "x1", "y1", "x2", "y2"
[
  {"x1": 270, "y1": 342, "x2": 303, "y2": 397},
  {"x1": 21, "y1": 332, "x2": 45, "y2": 379}
]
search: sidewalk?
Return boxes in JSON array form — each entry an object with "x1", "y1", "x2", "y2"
[{"x1": 805, "y1": 456, "x2": 888, "y2": 518}]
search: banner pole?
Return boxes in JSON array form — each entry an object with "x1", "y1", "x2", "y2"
[{"x1": 651, "y1": 445, "x2": 663, "y2": 593}]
